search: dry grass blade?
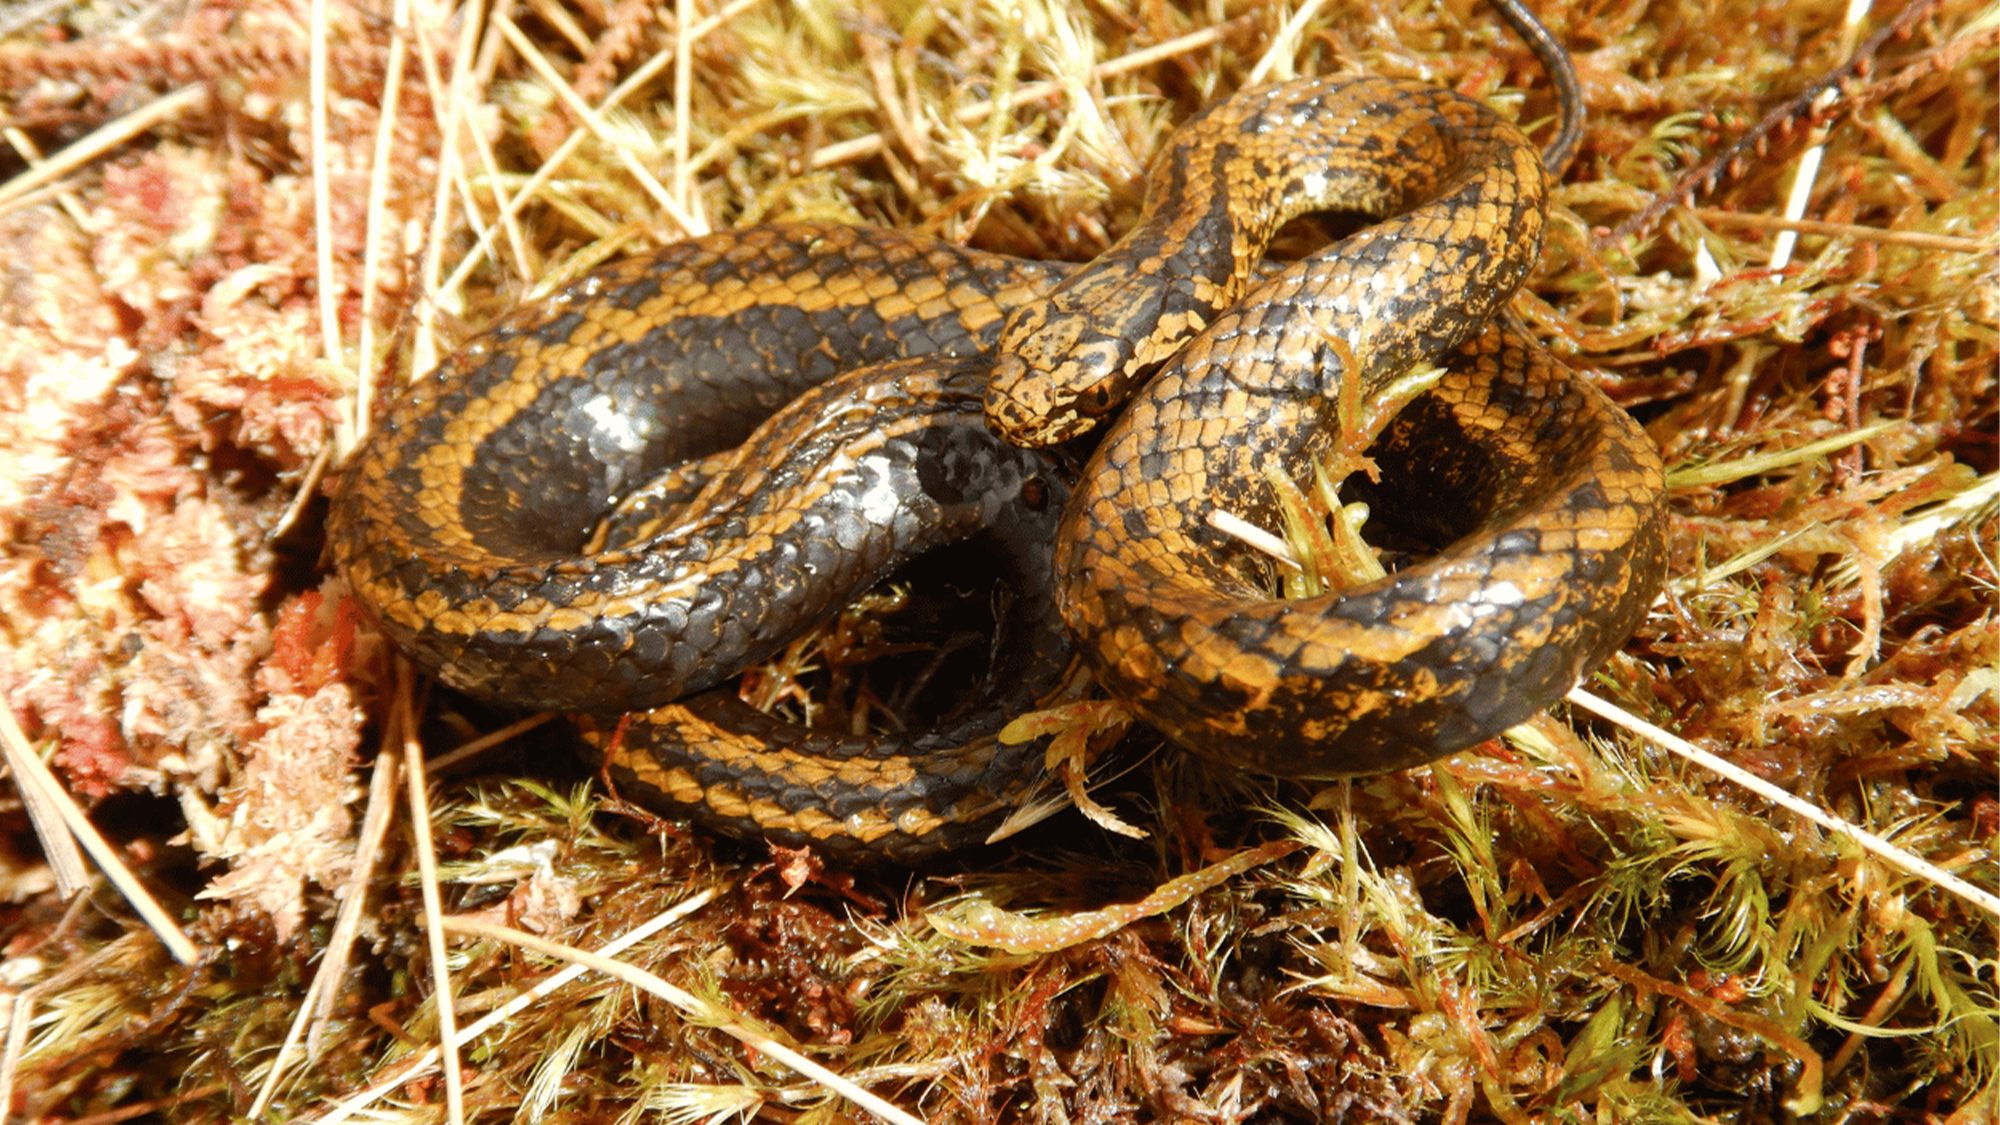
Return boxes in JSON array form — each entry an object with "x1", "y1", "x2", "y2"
[
  {"x1": 400, "y1": 665, "x2": 466, "y2": 1122},
  {"x1": 1568, "y1": 687, "x2": 2000, "y2": 920},
  {"x1": 0, "y1": 693, "x2": 196, "y2": 965},
  {"x1": 1693, "y1": 206, "x2": 1992, "y2": 252},
  {"x1": 434, "y1": 917, "x2": 928, "y2": 1125},
  {"x1": 0, "y1": 84, "x2": 205, "y2": 215},
  {"x1": 306, "y1": 889, "x2": 716, "y2": 1122}
]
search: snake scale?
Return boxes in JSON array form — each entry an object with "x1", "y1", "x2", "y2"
[{"x1": 327, "y1": 6, "x2": 1669, "y2": 859}]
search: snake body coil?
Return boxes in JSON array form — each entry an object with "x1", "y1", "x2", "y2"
[
  {"x1": 329, "y1": 227, "x2": 1081, "y2": 857},
  {"x1": 1013, "y1": 79, "x2": 1669, "y2": 776},
  {"x1": 329, "y1": 64, "x2": 1669, "y2": 857}
]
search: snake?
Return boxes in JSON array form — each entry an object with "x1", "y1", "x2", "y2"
[{"x1": 326, "y1": 4, "x2": 1669, "y2": 859}]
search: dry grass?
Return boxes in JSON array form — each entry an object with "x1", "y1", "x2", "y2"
[{"x1": 0, "y1": 0, "x2": 1992, "y2": 1121}]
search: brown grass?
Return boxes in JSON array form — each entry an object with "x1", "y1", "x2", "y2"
[{"x1": 0, "y1": 0, "x2": 1992, "y2": 1121}]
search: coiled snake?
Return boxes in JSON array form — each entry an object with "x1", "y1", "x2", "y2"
[{"x1": 327, "y1": 10, "x2": 1669, "y2": 860}]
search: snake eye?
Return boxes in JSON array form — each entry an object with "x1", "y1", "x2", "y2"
[
  {"x1": 1020, "y1": 477, "x2": 1049, "y2": 510},
  {"x1": 1081, "y1": 383, "x2": 1115, "y2": 415}
]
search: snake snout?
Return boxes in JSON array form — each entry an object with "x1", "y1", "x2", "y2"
[
  {"x1": 983, "y1": 355, "x2": 1071, "y2": 448},
  {"x1": 987, "y1": 328, "x2": 1133, "y2": 448}
]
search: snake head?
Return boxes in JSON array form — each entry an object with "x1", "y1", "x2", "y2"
[{"x1": 986, "y1": 305, "x2": 1132, "y2": 447}]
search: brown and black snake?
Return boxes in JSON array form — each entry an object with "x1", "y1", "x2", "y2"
[{"x1": 326, "y1": 6, "x2": 1669, "y2": 859}]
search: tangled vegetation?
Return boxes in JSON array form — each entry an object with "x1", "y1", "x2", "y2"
[{"x1": 0, "y1": 0, "x2": 1991, "y2": 1121}]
